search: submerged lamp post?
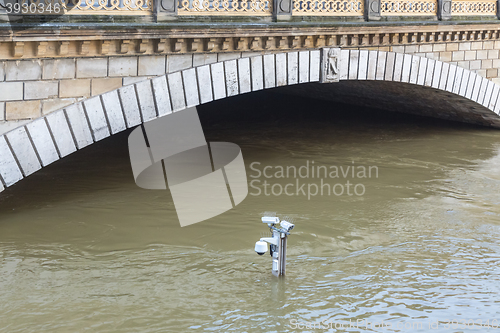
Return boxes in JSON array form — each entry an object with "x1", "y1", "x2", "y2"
[{"x1": 254, "y1": 217, "x2": 295, "y2": 277}]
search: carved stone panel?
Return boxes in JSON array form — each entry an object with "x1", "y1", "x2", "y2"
[
  {"x1": 275, "y1": 0, "x2": 292, "y2": 18},
  {"x1": 366, "y1": 0, "x2": 381, "y2": 20},
  {"x1": 438, "y1": 0, "x2": 452, "y2": 20},
  {"x1": 321, "y1": 48, "x2": 340, "y2": 83}
]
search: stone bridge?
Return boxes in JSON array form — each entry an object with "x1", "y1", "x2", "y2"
[
  {"x1": 2, "y1": 0, "x2": 500, "y2": 192},
  {"x1": 1, "y1": 46, "x2": 500, "y2": 194}
]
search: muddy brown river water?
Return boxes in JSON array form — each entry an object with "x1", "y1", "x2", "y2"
[{"x1": 0, "y1": 91, "x2": 499, "y2": 332}]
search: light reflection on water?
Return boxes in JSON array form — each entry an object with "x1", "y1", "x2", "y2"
[{"x1": 1, "y1": 91, "x2": 500, "y2": 332}]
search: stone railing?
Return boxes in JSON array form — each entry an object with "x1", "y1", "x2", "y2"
[
  {"x1": 0, "y1": 0, "x2": 153, "y2": 15},
  {"x1": 380, "y1": 0, "x2": 437, "y2": 16},
  {"x1": 451, "y1": 0, "x2": 497, "y2": 15},
  {"x1": 0, "y1": 0, "x2": 498, "y2": 20}
]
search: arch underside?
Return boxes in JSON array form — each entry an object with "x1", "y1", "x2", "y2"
[
  {"x1": 278, "y1": 81, "x2": 500, "y2": 128},
  {"x1": 1, "y1": 49, "x2": 500, "y2": 194}
]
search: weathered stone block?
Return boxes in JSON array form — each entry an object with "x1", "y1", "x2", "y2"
[
  {"x1": 483, "y1": 41, "x2": 494, "y2": 50},
  {"x1": 419, "y1": 44, "x2": 433, "y2": 53},
  {"x1": 471, "y1": 41, "x2": 483, "y2": 50},
  {"x1": 123, "y1": 76, "x2": 149, "y2": 86},
  {"x1": 109, "y1": 57, "x2": 138, "y2": 77},
  {"x1": 457, "y1": 61, "x2": 470, "y2": 70},
  {"x1": 376, "y1": 51, "x2": 386, "y2": 80},
  {"x1": 101, "y1": 90, "x2": 127, "y2": 134},
  {"x1": 0, "y1": 62, "x2": 5, "y2": 81},
  {"x1": 238, "y1": 58, "x2": 251, "y2": 94},
  {"x1": 287, "y1": 52, "x2": 299, "y2": 85},
  {"x1": 470, "y1": 60, "x2": 481, "y2": 70},
  {"x1": 42, "y1": 98, "x2": 76, "y2": 115},
  {"x1": 76, "y1": 58, "x2": 107, "y2": 78},
  {"x1": 5, "y1": 60, "x2": 42, "y2": 81},
  {"x1": 45, "y1": 110, "x2": 77, "y2": 157},
  {"x1": 401, "y1": 54, "x2": 412, "y2": 83},
  {"x1": 6, "y1": 126, "x2": 41, "y2": 176},
  {"x1": 446, "y1": 43, "x2": 459, "y2": 51},
  {"x1": 424, "y1": 59, "x2": 435, "y2": 87},
  {"x1": 59, "y1": 79, "x2": 91, "y2": 98},
  {"x1": 487, "y1": 68, "x2": 498, "y2": 79},
  {"x1": 493, "y1": 59, "x2": 500, "y2": 69},
  {"x1": 391, "y1": 45, "x2": 405, "y2": 53},
  {"x1": 459, "y1": 42, "x2": 471, "y2": 51},
  {"x1": 433, "y1": 43, "x2": 446, "y2": 52},
  {"x1": 151, "y1": 76, "x2": 172, "y2": 116},
  {"x1": 431, "y1": 60, "x2": 442, "y2": 89},
  {"x1": 210, "y1": 62, "x2": 226, "y2": 101},
  {"x1": 224, "y1": 60, "x2": 239, "y2": 96},
  {"x1": 445, "y1": 64, "x2": 457, "y2": 92},
  {"x1": 196, "y1": 65, "x2": 213, "y2": 104},
  {"x1": 409, "y1": 55, "x2": 420, "y2": 84},
  {"x1": 440, "y1": 52, "x2": 452, "y2": 62},
  {"x1": 476, "y1": 50, "x2": 488, "y2": 60},
  {"x1": 25, "y1": 81, "x2": 58, "y2": 100},
  {"x1": 218, "y1": 53, "x2": 241, "y2": 62},
  {"x1": 139, "y1": 56, "x2": 166, "y2": 76},
  {"x1": 452, "y1": 51, "x2": 465, "y2": 61},
  {"x1": 43, "y1": 59, "x2": 75, "y2": 80},
  {"x1": 358, "y1": 50, "x2": 369, "y2": 80},
  {"x1": 385, "y1": 52, "x2": 396, "y2": 81},
  {"x1": 182, "y1": 68, "x2": 200, "y2": 107},
  {"x1": 118, "y1": 85, "x2": 141, "y2": 127},
  {"x1": 482, "y1": 59, "x2": 493, "y2": 69},
  {"x1": 488, "y1": 50, "x2": 499, "y2": 59},
  {"x1": 310, "y1": 50, "x2": 321, "y2": 82},
  {"x1": 0, "y1": 102, "x2": 4, "y2": 121},
  {"x1": 65, "y1": 103, "x2": 93, "y2": 149},
  {"x1": 464, "y1": 51, "x2": 476, "y2": 61},
  {"x1": 404, "y1": 45, "x2": 418, "y2": 54},
  {"x1": 6, "y1": 100, "x2": 40, "y2": 120},
  {"x1": 91, "y1": 78, "x2": 122, "y2": 96},
  {"x1": 83, "y1": 97, "x2": 110, "y2": 141},
  {"x1": 0, "y1": 135, "x2": 23, "y2": 186},
  {"x1": 298, "y1": 51, "x2": 309, "y2": 83},
  {"x1": 0, "y1": 82, "x2": 23, "y2": 101},
  {"x1": 166, "y1": 55, "x2": 192, "y2": 73},
  {"x1": 275, "y1": 53, "x2": 287, "y2": 87},
  {"x1": 193, "y1": 54, "x2": 217, "y2": 67},
  {"x1": 250, "y1": 56, "x2": 264, "y2": 91},
  {"x1": 26, "y1": 118, "x2": 59, "y2": 167},
  {"x1": 135, "y1": 80, "x2": 157, "y2": 121},
  {"x1": 263, "y1": 51, "x2": 276, "y2": 89}
]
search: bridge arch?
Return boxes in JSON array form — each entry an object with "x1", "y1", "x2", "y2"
[{"x1": 1, "y1": 48, "x2": 500, "y2": 193}]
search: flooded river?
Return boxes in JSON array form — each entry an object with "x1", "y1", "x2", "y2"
[{"x1": 1, "y1": 91, "x2": 499, "y2": 332}]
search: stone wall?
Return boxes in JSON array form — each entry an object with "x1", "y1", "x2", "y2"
[
  {"x1": 1, "y1": 49, "x2": 500, "y2": 194},
  {"x1": 354, "y1": 41, "x2": 500, "y2": 83},
  {"x1": 0, "y1": 52, "x2": 249, "y2": 132},
  {"x1": 3, "y1": 39, "x2": 500, "y2": 130}
]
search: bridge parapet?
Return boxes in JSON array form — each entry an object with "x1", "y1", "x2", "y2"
[{"x1": 0, "y1": 0, "x2": 498, "y2": 21}]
